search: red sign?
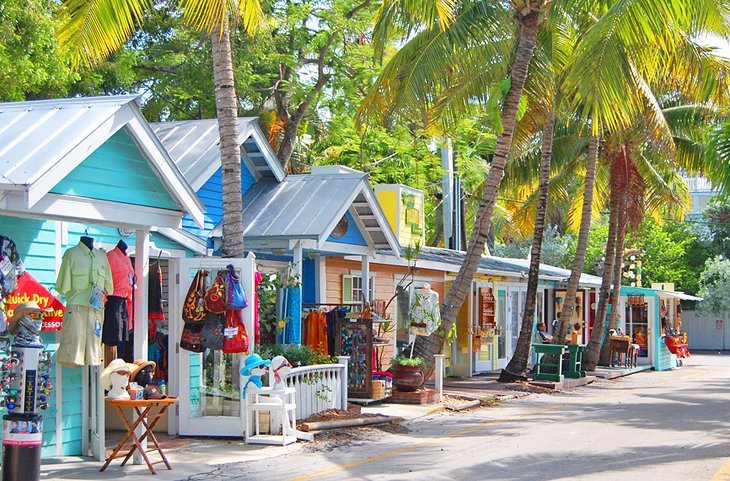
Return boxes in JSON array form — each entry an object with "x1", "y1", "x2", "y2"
[{"x1": 3, "y1": 273, "x2": 65, "y2": 331}]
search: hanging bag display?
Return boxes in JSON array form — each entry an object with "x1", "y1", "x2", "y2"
[
  {"x1": 201, "y1": 312, "x2": 225, "y2": 350},
  {"x1": 224, "y1": 264, "x2": 248, "y2": 310},
  {"x1": 180, "y1": 321, "x2": 206, "y2": 353},
  {"x1": 223, "y1": 309, "x2": 249, "y2": 353},
  {"x1": 204, "y1": 271, "x2": 227, "y2": 314},
  {"x1": 182, "y1": 269, "x2": 208, "y2": 323}
]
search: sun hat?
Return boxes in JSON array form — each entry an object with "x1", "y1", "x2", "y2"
[
  {"x1": 9, "y1": 301, "x2": 52, "y2": 334},
  {"x1": 100, "y1": 359, "x2": 135, "y2": 391},
  {"x1": 240, "y1": 354, "x2": 271, "y2": 377},
  {"x1": 130, "y1": 359, "x2": 156, "y2": 381}
]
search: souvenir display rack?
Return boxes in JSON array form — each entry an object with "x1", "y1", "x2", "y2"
[{"x1": 335, "y1": 314, "x2": 373, "y2": 399}]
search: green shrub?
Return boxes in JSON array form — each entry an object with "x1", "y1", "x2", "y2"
[
  {"x1": 391, "y1": 355, "x2": 425, "y2": 368},
  {"x1": 259, "y1": 344, "x2": 336, "y2": 367}
]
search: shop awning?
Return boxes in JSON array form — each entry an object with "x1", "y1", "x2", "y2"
[
  {"x1": 661, "y1": 291, "x2": 704, "y2": 301},
  {"x1": 0, "y1": 95, "x2": 205, "y2": 229}
]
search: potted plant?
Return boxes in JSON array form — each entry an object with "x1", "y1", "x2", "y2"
[{"x1": 391, "y1": 355, "x2": 425, "y2": 392}]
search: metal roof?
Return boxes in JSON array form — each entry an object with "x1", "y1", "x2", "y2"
[
  {"x1": 381, "y1": 246, "x2": 603, "y2": 286},
  {"x1": 0, "y1": 95, "x2": 205, "y2": 228},
  {"x1": 209, "y1": 172, "x2": 401, "y2": 253},
  {"x1": 152, "y1": 118, "x2": 286, "y2": 190}
]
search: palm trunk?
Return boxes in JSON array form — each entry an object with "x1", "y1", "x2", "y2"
[
  {"x1": 598, "y1": 195, "x2": 627, "y2": 365},
  {"x1": 583, "y1": 188, "x2": 620, "y2": 371},
  {"x1": 553, "y1": 135, "x2": 599, "y2": 343},
  {"x1": 212, "y1": 20, "x2": 244, "y2": 258},
  {"x1": 413, "y1": 10, "x2": 542, "y2": 378},
  {"x1": 499, "y1": 107, "x2": 555, "y2": 382}
]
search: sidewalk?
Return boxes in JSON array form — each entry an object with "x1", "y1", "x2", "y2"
[{"x1": 38, "y1": 368, "x2": 632, "y2": 480}]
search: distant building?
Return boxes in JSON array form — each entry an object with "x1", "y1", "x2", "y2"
[{"x1": 681, "y1": 174, "x2": 718, "y2": 216}]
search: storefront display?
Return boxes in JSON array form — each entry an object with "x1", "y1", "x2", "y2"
[
  {"x1": 474, "y1": 287, "x2": 495, "y2": 352},
  {"x1": 55, "y1": 237, "x2": 114, "y2": 368},
  {"x1": 408, "y1": 284, "x2": 441, "y2": 336}
]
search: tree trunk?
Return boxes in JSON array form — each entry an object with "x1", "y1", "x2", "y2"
[
  {"x1": 212, "y1": 20, "x2": 244, "y2": 258},
  {"x1": 499, "y1": 107, "x2": 555, "y2": 382},
  {"x1": 598, "y1": 195, "x2": 627, "y2": 365},
  {"x1": 583, "y1": 188, "x2": 620, "y2": 371},
  {"x1": 415, "y1": 11, "x2": 542, "y2": 379},
  {"x1": 553, "y1": 136, "x2": 599, "y2": 343}
]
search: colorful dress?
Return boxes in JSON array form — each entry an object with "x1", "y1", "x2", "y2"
[{"x1": 408, "y1": 290, "x2": 441, "y2": 336}]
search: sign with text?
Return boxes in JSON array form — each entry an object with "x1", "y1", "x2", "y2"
[{"x1": 4, "y1": 273, "x2": 65, "y2": 331}]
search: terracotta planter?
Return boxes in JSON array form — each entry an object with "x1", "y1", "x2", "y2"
[{"x1": 392, "y1": 365, "x2": 424, "y2": 392}]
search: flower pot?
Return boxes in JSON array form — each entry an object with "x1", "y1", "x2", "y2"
[{"x1": 392, "y1": 365, "x2": 424, "y2": 392}]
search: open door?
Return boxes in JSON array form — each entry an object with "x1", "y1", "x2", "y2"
[{"x1": 168, "y1": 255, "x2": 256, "y2": 437}]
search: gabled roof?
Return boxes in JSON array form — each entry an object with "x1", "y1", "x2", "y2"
[
  {"x1": 0, "y1": 95, "x2": 204, "y2": 228},
  {"x1": 209, "y1": 172, "x2": 401, "y2": 254},
  {"x1": 152, "y1": 118, "x2": 286, "y2": 190}
]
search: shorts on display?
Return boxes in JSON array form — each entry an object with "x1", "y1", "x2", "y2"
[{"x1": 57, "y1": 305, "x2": 103, "y2": 368}]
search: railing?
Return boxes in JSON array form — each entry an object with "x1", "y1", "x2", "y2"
[
  {"x1": 681, "y1": 175, "x2": 715, "y2": 193},
  {"x1": 284, "y1": 356, "x2": 349, "y2": 420}
]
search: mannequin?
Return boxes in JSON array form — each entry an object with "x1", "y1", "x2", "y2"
[
  {"x1": 104, "y1": 240, "x2": 135, "y2": 358},
  {"x1": 101, "y1": 358, "x2": 133, "y2": 399},
  {"x1": 409, "y1": 283, "x2": 441, "y2": 336},
  {"x1": 55, "y1": 238, "x2": 114, "y2": 367},
  {"x1": 9, "y1": 301, "x2": 49, "y2": 348},
  {"x1": 240, "y1": 353, "x2": 271, "y2": 398},
  {"x1": 116, "y1": 239, "x2": 128, "y2": 254},
  {"x1": 80, "y1": 236, "x2": 94, "y2": 250}
]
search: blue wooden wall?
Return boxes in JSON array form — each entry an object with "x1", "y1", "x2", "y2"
[
  {"x1": 50, "y1": 129, "x2": 180, "y2": 211},
  {"x1": 326, "y1": 211, "x2": 367, "y2": 246},
  {"x1": 182, "y1": 164, "x2": 256, "y2": 240},
  {"x1": 302, "y1": 257, "x2": 316, "y2": 304}
]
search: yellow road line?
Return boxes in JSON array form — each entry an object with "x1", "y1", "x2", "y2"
[
  {"x1": 287, "y1": 372, "x2": 705, "y2": 481},
  {"x1": 711, "y1": 458, "x2": 730, "y2": 481}
]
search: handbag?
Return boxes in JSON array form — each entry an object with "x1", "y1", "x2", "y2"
[
  {"x1": 182, "y1": 269, "x2": 208, "y2": 323},
  {"x1": 224, "y1": 264, "x2": 248, "y2": 310},
  {"x1": 204, "y1": 271, "x2": 227, "y2": 314},
  {"x1": 222, "y1": 309, "x2": 249, "y2": 354},
  {"x1": 180, "y1": 321, "x2": 206, "y2": 353},
  {"x1": 201, "y1": 312, "x2": 225, "y2": 350}
]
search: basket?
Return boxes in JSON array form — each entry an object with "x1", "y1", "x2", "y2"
[{"x1": 372, "y1": 379, "x2": 387, "y2": 399}]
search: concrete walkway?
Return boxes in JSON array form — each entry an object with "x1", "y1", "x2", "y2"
[{"x1": 38, "y1": 366, "x2": 641, "y2": 480}]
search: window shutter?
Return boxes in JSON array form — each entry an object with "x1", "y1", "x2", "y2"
[{"x1": 342, "y1": 275, "x2": 353, "y2": 303}]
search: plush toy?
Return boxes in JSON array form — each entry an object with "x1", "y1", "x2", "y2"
[{"x1": 240, "y1": 353, "x2": 271, "y2": 398}]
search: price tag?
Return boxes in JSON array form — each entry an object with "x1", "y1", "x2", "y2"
[
  {"x1": 89, "y1": 285, "x2": 104, "y2": 310},
  {"x1": 224, "y1": 326, "x2": 238, "y2": 338},
  {"x1": 0, "y1": 257, "x2": 12, "y2": 277}
]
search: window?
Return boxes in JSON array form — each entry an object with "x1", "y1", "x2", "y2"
[{"x1": 342, "y1": 274, "x2": 375, "y2": 303}]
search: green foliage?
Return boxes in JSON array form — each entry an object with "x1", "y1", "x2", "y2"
[
  {"x1": 698, "y1": 255, "x2": 730, "y2": 315},
  {"x1": 259, "y1": 344, "x2": 336, "y2": 367},
  {"x1": 492, "y1": 225, "x2": 574, "y2": 268},
  {"x1": 391, "y1": 355, "x2": 425, "y2": 368}
]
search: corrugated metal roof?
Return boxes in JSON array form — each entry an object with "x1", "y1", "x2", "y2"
[
  {"x1": 152, "y1": 118, "x2": 286, "y2": 190},
  {"x1": 0, "y1": 95, "x2": 139, "y2": 187},
  {"x1": 0, "y1": 95, "x2": 205, "y2": 227},
  {"x1": 209, "y1": 172, "x2": 400, "y2": 252},
  {"x1": 384, "y1": 246, "x2": 603, "y2": 286}
]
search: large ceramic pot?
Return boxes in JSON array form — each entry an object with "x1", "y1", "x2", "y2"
[{"x1": 392, "y1": 365, "x2": 424, "y2": 392}]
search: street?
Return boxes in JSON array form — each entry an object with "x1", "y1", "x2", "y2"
[{"x1": 196, "y1": 352, "x2": 730, "y2": 481}]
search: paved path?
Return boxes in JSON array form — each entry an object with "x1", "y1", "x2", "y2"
[{"x1": 40, "y1": 353, "x2": 730, "y2": 480}]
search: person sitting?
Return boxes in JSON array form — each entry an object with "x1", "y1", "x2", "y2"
[{"x1": 536, "y1": 322, "x2": 553, "y2": 343}]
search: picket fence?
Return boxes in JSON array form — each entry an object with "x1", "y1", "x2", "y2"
[{"x1": 284, "y1": 356, "x2": 349, "y2": 421}]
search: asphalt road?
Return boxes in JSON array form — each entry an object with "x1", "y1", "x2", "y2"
[{"x1": 211, "y1": 352, "x2": 730, "y2": 481}]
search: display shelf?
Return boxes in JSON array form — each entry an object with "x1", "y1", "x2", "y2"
[{"x1": 335, "y1": 316, "x2": 373, "y2": 399}]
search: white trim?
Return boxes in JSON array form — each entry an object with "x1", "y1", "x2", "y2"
[
  {"x1": 289, "y1": 239, "x2": 318, "y2": 250},
  {"x1": 156, "y1": 227, "x2": 207, "y2": 255},
  {"x1": 1, "y1": 192, "x2": 186, "y2": 229},
  {"x1": 359, "y1": 185, "x2": 401, "y2": 256},
  {"x1": 320, "y1": 241, "x2": 371, "y2": 256},
  {"x1": 55, "y1": 331, "x2": 63, "y2": 456},
  {"x1": 318, "y1": 185, "x2": 364, "y2": 247},
  {"x1": 348, "y1": 205, "x2": 377, "y2": 251},
  {"x1": 249, "y1": 127, "x2": 286, "y2": 182},
  {"x1": 316, "y1": 255, "x2": 326, "y2": 303}
]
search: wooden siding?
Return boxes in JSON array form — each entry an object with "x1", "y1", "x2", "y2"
[
  {"x1": 50, "y1": 129, "x2": 179, "y2": 210},
  {"x1": 325, "y1": 257, "x2": 445, "y2": 370},
  {"x1": 326, "y1": 211, "x2": 367, "y2": 246},
  {"x1": 182, "y1": 163, "x2": 256, "y2": 239}
]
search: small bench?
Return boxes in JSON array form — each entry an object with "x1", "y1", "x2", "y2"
[
  {"x1": 531, "y1": 344, "x2": 567, "y2": 382},
  {"x1": 564, "y1": 344, "x2": 586, "y2": 378}
]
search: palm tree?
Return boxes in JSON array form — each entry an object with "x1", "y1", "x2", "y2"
[{"x1": 58, "y1": 0, "x2": 264, "y2": 258}]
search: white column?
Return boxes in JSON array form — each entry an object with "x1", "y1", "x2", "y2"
[
  {"x1": 434, "y1": 354, "x2": 446, "y2": 402},
  {"x1": 337, "y1": 356, "x2": 349, "y2": 409},
  {"x1": 133, "y1": 229, "x2": 149, "y2": 464},
  {"x1": 361, "y1": 255, "x2": 370, "y2": 304}
]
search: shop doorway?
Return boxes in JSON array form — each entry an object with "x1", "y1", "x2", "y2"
[
  {"x1": 625, "y1": 295, "x2": 651, "y2": 364},
  {"x1": 169, "y1": 257, "x2": 256, "y2": 437},
  {"x1": 472, "y1": 281, "x2": 495, "y2": 373}
]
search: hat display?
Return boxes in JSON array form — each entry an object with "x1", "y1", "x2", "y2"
[
  {"x1": 130, "y1": 359, "x2": 156, "y2": 381},
  {"x1": 9, "y1": 301, "x2": 51, "y2": 334},
  {"x1": 240, "y1": 354, "x2": 270, "y2": 377},
  {"x1": 100, "y1": 359, "x2": 135, "y2": 391}
]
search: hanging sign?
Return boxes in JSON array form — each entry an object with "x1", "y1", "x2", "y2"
[{"x1": 3, "y1": 273, "x2": 65, "y2": 331}]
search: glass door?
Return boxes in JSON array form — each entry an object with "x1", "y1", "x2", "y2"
[
  {"x1": 626, "y1": 296, "x2": 649, "y2": 364},
  {"x1": 496, "y1": 289, "x2": 508, "y2": 369},
  {"x1": 170, "y1": 257, "x2": 256, "y2": 437}
]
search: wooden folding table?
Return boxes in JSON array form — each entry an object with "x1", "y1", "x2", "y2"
[{"x1": 101, "y1": 397, "x2": 178, "y2": 475}]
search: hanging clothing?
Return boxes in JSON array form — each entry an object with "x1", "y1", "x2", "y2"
[
  {"x1": 0, "y1": 235, "x2": 24, "y2": 299},
  {"x1": 277, "y1": 287, "x2": 302, "y2": 344},
  {"x1": 148, "y1": 261, "x2": 165, "y2": 341},
  {"x1": 408, "y1": 289, "x2": 441, "y2": 336},
  {"x1": 57, "y1": 305, "x2": 103, "y2": 367},
  {"x1": 102, "y1": 295, "x2": 129, "y2": 347},
  {"x1": 55, "y1": 242, "x2": 113, "y2": 308},
  {"x1": 305, "y1": 311, "x2": 328, "y2": 355},
  {"x1": 106, "y1": 246, "x2": 134, "y2": 298},
  {"x1": 253, "y1": 271, "x2": 263, "y2": 346}
]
